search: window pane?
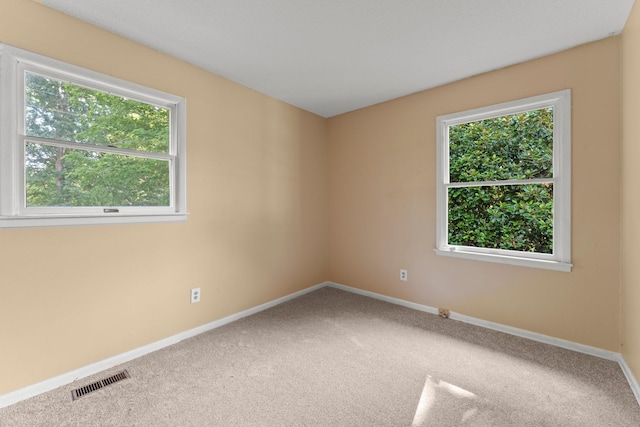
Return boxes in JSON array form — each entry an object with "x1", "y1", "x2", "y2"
[
  {"x1": 25, "y1": 72, "x2": 170, "y2": 154},
  {"x1": 449, "y1": 108, "x2": 553, "y2": 182},
  {"x1": 26, "y1": 143, "x2": 170, "y2": 207},
  {"x1": 448, "y1": 184, "x2": 553, "y2": 254}
]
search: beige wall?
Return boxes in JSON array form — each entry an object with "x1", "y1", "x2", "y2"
[
  {"x1": 622, "y1": 1, "x2": 640, "y2": 387},
  {"x1": 0, "y1": 0, "x2": 328, "y2": 395},
  {"x1": 328, "y1": 37, "x2": 622, "y2": 351}
]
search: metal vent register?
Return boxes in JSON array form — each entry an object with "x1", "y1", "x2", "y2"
[{"x1": 71, "y1": 370, "x2": 130, "y2": 400}]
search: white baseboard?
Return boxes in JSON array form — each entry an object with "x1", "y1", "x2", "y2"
[
  {"x1": 449, "y1": 311, "x2": 619, "y2": 361},
  {"x1": 0, "y1": 281, "x2": 329, "y2": 409},
  {"x1": 328, "y1": 282, "x2": 439, "y2": 316},
  {"x1": 327, "y1": 281, "x2": 640, "y2": 405},
  {"x1": 618, "y1": 354, "x2": 640, "y2": 404},
  {"x1": 3, "y1": 280, "x2": 639, "y2": 409}
]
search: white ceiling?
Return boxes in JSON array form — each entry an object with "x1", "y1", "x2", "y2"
[{"x1": 42, "y1": 0, "x2": 635, "y2": 118}]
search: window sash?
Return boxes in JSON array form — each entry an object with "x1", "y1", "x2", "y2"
[
  {"x1": 24, "y1": 70, "x2": 172, "y2": 155},
  {"x1": 445, "y1": 177, "x2": 554, "y2": 188},
  {"x1": 22, "y1": 136, "x2": 174, "y2": 161},
  {"x1": 446, "y1": 182, "x2": 555, "y2": 257},
  {"x1": 21, "y1": 139, "x2": 175, "y2": 214}
]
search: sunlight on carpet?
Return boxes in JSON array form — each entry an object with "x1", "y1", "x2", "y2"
[{"x1": 412, "y1": 375, "x2": 479, "y2": 426}]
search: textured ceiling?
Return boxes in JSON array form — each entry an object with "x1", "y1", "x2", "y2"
[{"x1": 43, "y1": 0, "x2": 635, "y2": 117}]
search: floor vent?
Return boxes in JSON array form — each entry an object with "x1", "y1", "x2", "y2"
[{"x1": 71, "y1": 370, "x2": 130, "y2": 401}]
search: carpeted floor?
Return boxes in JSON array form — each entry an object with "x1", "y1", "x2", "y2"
[{"x1": 1, "y1": 286, "x2": 639, "y2": 426}]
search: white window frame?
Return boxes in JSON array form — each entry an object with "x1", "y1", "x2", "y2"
[
  {"x1": 435, "y1": 90, "x2": 572, "y2": 272},
  {"x1": 0, "y1": 44, "x2": 187, "y2": 228}
]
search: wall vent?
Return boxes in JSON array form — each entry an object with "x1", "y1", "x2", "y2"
[{"x1": 71, "y1": 370, "x2": 130, "y2": 401}]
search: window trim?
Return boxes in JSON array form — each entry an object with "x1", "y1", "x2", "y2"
[
  {"x1": 0, "y1": 44, "x2": 187, "y2": 228},
  {"x1": 435, "y1": 90, "x2": 572, "y2": 272}
]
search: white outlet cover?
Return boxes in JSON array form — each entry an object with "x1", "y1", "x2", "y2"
[{"x1": 190, "y1": 288, "x2": 201, "y2": 303}]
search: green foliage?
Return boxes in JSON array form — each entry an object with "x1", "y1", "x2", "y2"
[
  {"x1": 24, "y1": 72, "x2": 170, "y2": 207},
  {"x1": 448, "y1": 109, "x2": 554, "y2": 254}
]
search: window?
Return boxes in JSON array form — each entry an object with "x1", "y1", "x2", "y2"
[
  {"x1": 435, "y1": 90, "x2": 571, "y2": 272},
  {"x1": 0, "y1": 44, "x2": 187, "y2": 228}
]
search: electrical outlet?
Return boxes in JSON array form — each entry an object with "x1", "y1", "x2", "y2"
[
  {"x1": 400, "y1": 269, "x2": 408, "y2": 281},
  {"x1": 190, "y1": 288, "x2": 201, "y2": 304},
  {"x1": 438, "y1": 308, "x2": 450, "y2": 319}
]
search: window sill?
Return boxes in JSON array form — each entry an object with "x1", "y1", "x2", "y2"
[
  {"x1": 435, "y1": 248, "x2": 572, "y2": 272},
  {"x1": 0, "y1": 213, "x2": 187, "y2": 229}
]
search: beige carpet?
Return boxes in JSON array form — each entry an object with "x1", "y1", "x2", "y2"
[{"x1": 1, "y1": 286, "x2": 639, "y2": 426}]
